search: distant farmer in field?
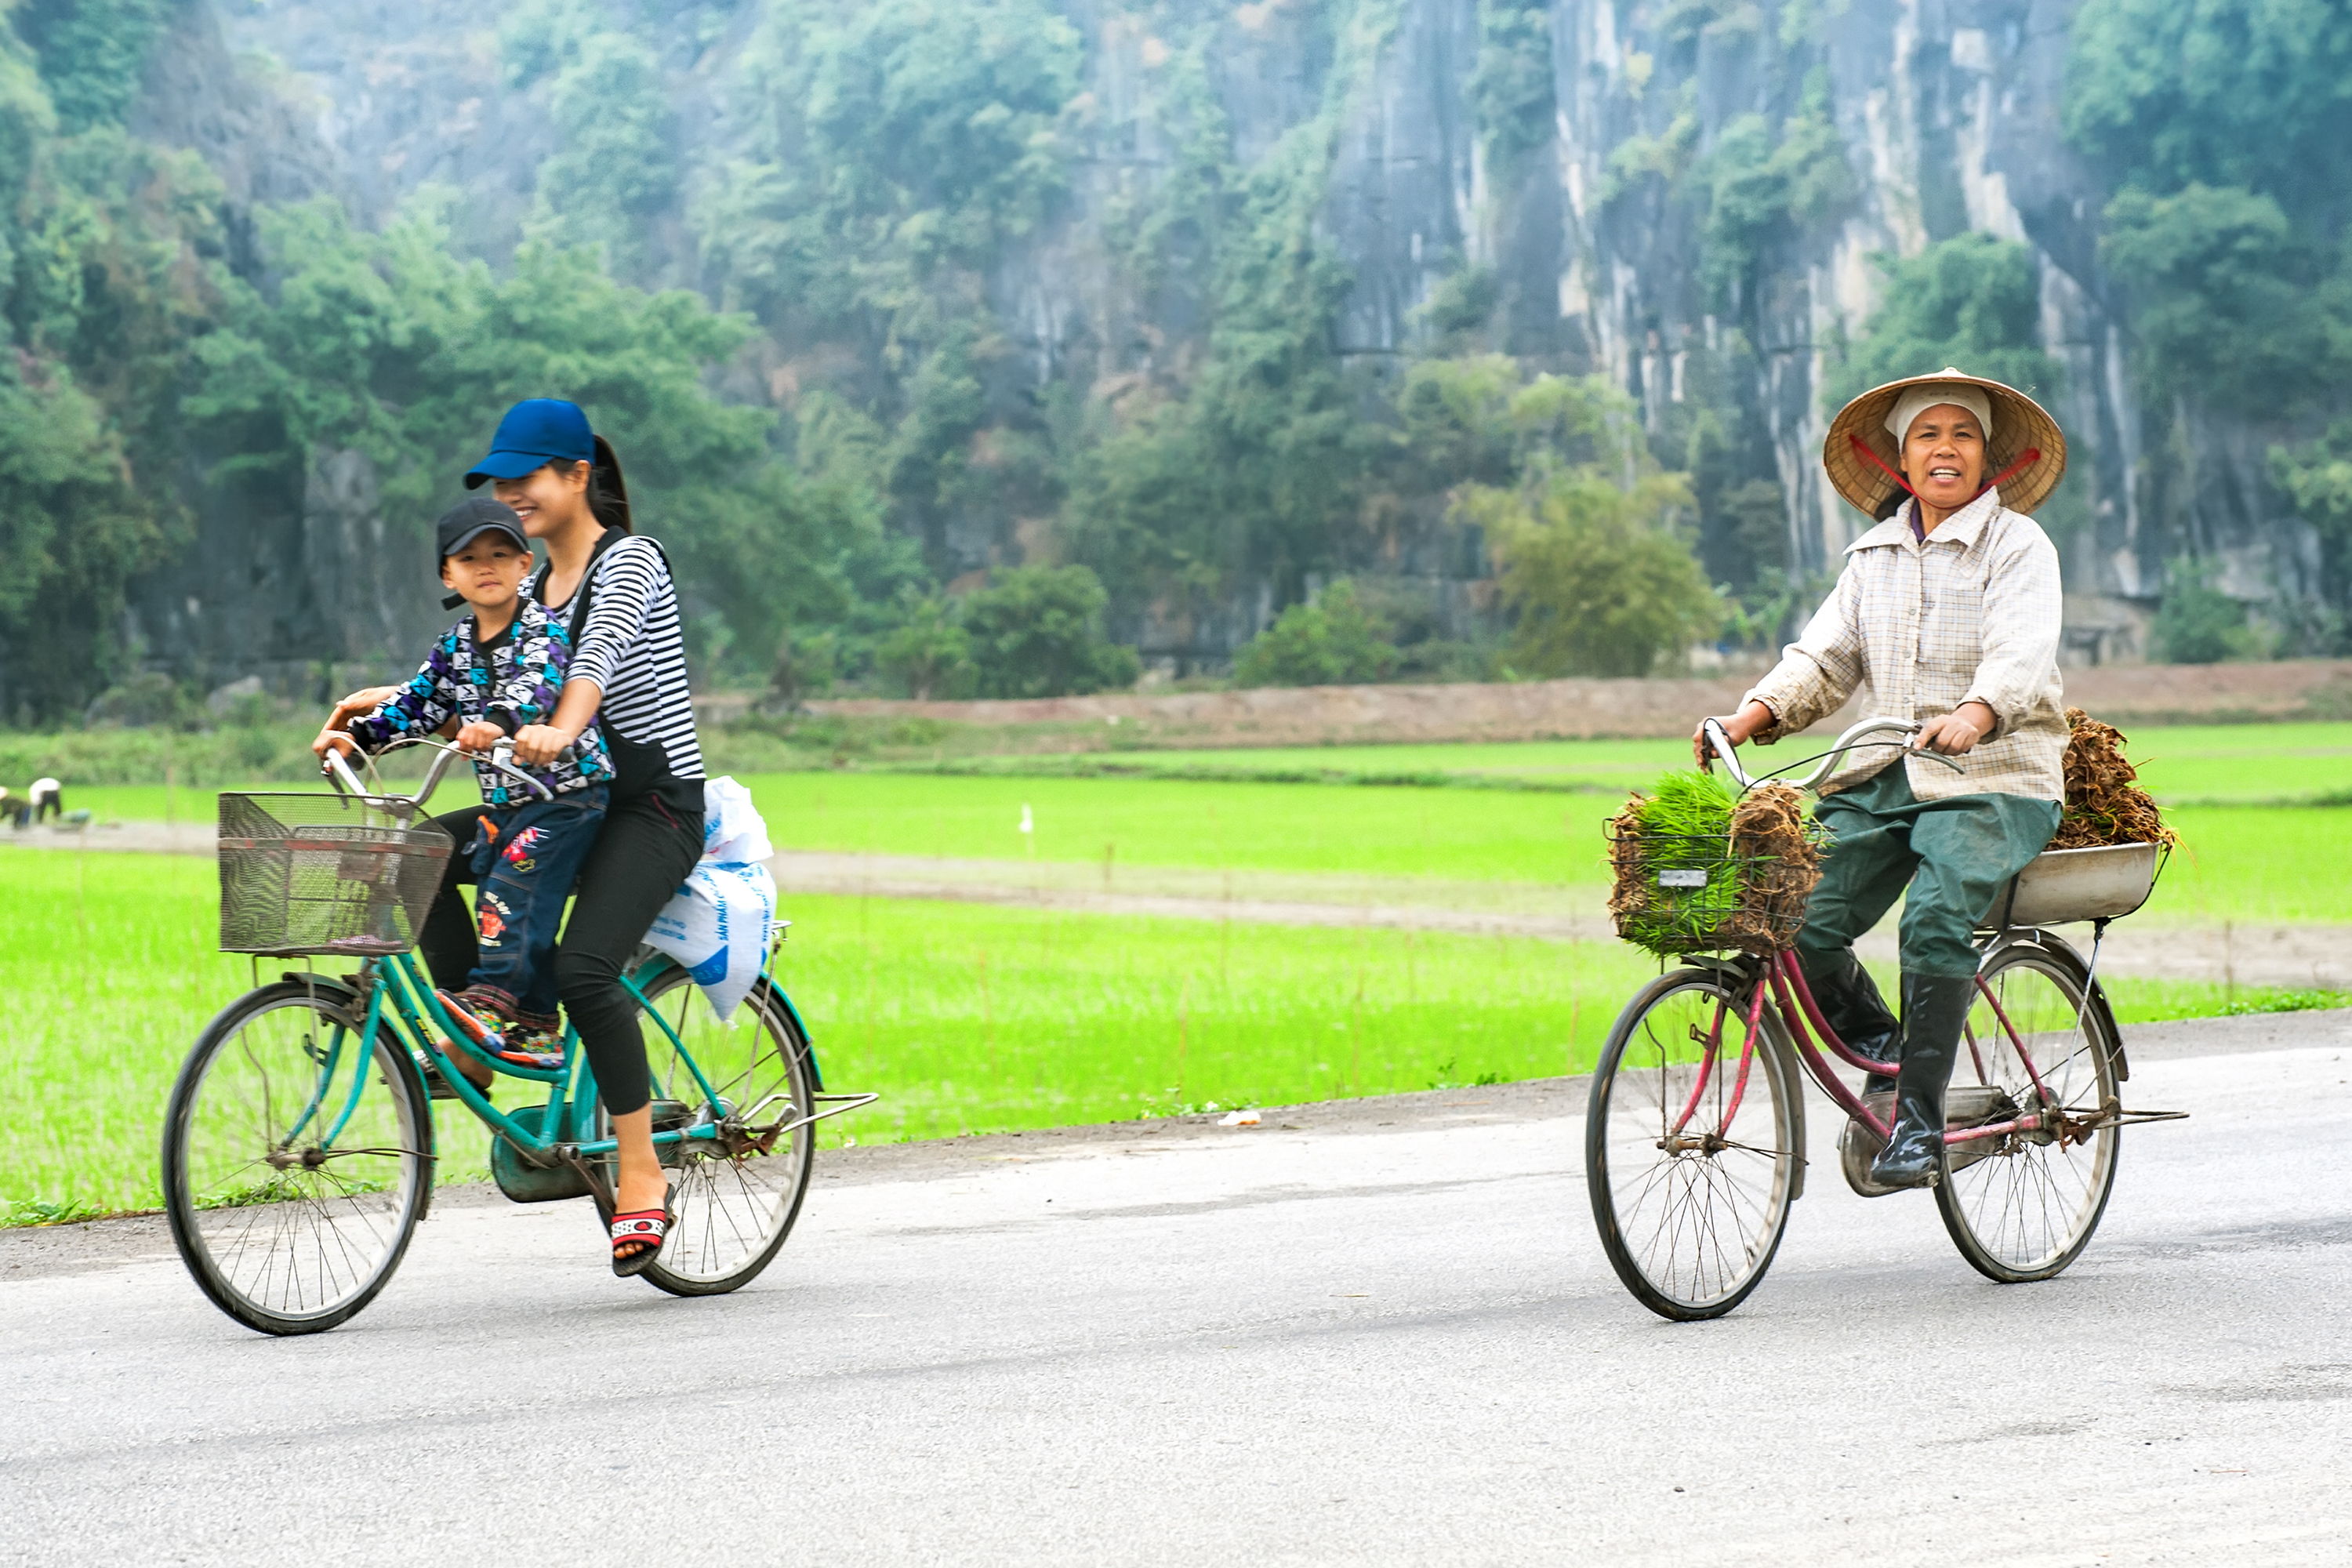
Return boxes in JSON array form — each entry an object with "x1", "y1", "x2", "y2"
[
  {"x1": 29, "y1": 777, "x2": 61, "y2": 823},
  {"x1": 0, "y1": 787, "x2": 26, "y2": 829},
  {"x1": 1694, "y1": 368, "x2": 2071, "y2": 1189}
]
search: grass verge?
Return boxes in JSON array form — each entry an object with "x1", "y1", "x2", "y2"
[{"x1": 2, "y1": 851, "x2": 2340, "y2": 1223}]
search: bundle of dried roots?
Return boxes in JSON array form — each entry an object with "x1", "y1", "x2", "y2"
[
  {"x1": 2049, "y1": 706, "x2": 2176, "y2": 851},
  {"x1": 1722, "y1": 781, "x2": 1826, "y2": 948}
]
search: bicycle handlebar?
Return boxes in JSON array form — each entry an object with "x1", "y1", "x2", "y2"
[
  {"x1": 322, "y1": 735, "x2": 573, "y2": 809},
  {"x1": 1701, "y1": 714, "x2": 1965, "y2": 793}
]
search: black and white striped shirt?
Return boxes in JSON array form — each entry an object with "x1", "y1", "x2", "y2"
[{"x1": 539, "y1": 534, "x2": 705, "y2": 788}]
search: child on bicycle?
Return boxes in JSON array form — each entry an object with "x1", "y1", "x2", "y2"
[{"x1": 314, "y1": 497, "x2": 615, "y2": 1061}]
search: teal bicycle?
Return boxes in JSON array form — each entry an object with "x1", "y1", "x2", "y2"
[{"x1": 162, "y1": 739, "x2": 874, "y2": 1336}]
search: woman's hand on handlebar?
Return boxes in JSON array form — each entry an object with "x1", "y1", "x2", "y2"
[
  {"x1": 453, "y1": 720, "x2": 505, "y2": 754},
  {"x1": 1692, "y1": 700, "x2": 1774, "y2": 769},
  {"x1": 510, "y1": 722, "x2": 576, "y2": 768},
  {"x1": 1913, "y1": 701, "x2": 1997, "y2": 757},
  {"x1": 312, "y1": 729, "x2": 359, "y2": 761}
]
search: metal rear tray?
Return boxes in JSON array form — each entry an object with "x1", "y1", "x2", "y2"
[{"x1": 1980, "y1": 841, "x2": 2164, "y2": 930}]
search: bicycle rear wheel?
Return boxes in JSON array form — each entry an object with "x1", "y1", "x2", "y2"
[
  {"x1": 163, "y1": 981, "x2": 433, "y2": 1335},
  {"x1": 630, "y1": 967, "x2": 818, "y2": 1297},
  {"x1": 1935, "y1": 943, "x2": 2121, "y2": 1282},
  {"x1": 1587, "y1": 968, "x2": 1800, "y2": 1321}
]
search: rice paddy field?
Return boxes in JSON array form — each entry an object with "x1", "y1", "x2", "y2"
[{"x1": 5, "y1": 721, "x2": 2347, "y2": 1220}]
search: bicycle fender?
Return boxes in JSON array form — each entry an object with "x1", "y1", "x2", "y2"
[{"x1": 750, "y1": 974, "x2": 824, "y2": 1092}]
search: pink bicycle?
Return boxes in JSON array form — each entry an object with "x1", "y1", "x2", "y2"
[{"x1": 1586, "y1": 717, "x2": 2180, "y2": 1321}]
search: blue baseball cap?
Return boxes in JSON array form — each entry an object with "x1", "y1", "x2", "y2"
[{"x1": 464, "y1": 398, "x2": 594, "y2": 488}]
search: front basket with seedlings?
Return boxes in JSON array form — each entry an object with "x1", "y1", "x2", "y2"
[{"x1": 1607, "y1": 771, "x2": 1828, "y2": 958}]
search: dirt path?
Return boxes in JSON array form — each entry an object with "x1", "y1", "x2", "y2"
[{"x1": 780, "y1": 658, "x2": 2352, "y2": 747}]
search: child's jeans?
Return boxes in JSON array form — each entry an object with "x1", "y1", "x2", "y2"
[{"x1": 459, "y1": 785, "x2": 608, "y2": 1027}]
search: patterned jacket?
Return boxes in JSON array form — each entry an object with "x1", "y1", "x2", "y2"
[
  {"x1": 347, "y1": 600, "x2": 615, "y2": 805},
  {"x1": 1742, "y1": 488, "x2": 2067, "y2": 803}
]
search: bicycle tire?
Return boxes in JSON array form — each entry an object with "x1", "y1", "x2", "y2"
[
  {"x1": 1587, "y1": 968, "x2": 1802, "y2": 1321},
  {"x1": 163, "y1": 980, "x2": 434, "y2": 1335},
  {"x1": 1934, "y1": 942, "x2": 2121, "y2": 1283},
  {"x1": 629, "y1": 969, "x2": 819, "y2": 1298}
]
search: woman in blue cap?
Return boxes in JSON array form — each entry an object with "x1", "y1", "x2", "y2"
[
  {"x1": 325, "y1": 399, "x2": 707, "y2": 1273},
  {"x1": 475, "y1": 398, "x2": 708, "y2": 1272}
]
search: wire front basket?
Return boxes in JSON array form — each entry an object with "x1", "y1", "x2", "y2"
[
  {"x1": 1606, "y1": 823, "x2": 1820, "y2": 957},
  {"x1": 218, "y1": 793, "x2": 453, "y2": 957}
]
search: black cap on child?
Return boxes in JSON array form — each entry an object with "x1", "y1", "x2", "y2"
[{"x1": 436, "y1": 497, "x2": 531, "y2": 609}]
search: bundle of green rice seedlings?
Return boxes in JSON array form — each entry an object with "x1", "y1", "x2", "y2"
[{"x1": 1609, "y1": 771, "x2": 1827, "y2": 956}]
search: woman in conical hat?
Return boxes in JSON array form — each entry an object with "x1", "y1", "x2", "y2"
[{"x1": 1692, "y1": 368, "x2": 2071, "y2": 1190}]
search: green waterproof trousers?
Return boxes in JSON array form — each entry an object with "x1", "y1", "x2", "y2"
[{"x1": 1795, "y1": 763, "x2": 2060, "y2": 980}]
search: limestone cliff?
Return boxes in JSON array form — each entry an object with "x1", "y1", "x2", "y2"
[{"x1": 122, "y1": 0, "x2": 2307, "y2": 682}]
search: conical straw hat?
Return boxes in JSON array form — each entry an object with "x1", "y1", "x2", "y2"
[{"x1": 1822, "y1": 367, "x2": 2067, "y2": 519}]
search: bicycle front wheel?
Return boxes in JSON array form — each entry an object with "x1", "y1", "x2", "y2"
[
  {"x1": 1587, "y1": 968, "x2": 1800, "y2": 1321},
  {"x1": 1935, "y1": 943, "x2": 2121, "y2": 1283},
  {"x1": 631, "y1": 968, "x2": 818, "y2": 1297},
  {"x1": 162, "y1": 981, "x2": 434, "y2": 1335}
]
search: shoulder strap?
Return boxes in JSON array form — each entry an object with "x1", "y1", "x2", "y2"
[{"x1": 559, "y1": 531, "x2": 673, "y2": 646}]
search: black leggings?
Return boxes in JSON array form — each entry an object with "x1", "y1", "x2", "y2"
[{"x1": 419, "y1": 794, "x2": 703, "y2": 1115}]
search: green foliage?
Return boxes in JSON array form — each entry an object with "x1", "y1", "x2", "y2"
[
  {"x1": 1470, "y1": 469, "x2": 1719, "y2": 678},
  {"x1": 1823, "y1": 234, "x2": 2060, "y2": 407},
  {"x1": 19, "y1": 0, "x2": 172, "y2": 133},
  {"x1": 1066, "y1": 128, "x2": 1373, "y2": 622},
  {"x1": 873, "y1": 590, "x2": 975, "y2": 699},
  {"x1": 0, "y1": 2, "x2": 226, "y2": 721},
  {"x1": 528, "y1": 30, "x2": 679, "y2": 278},
  {"x1": 1601, "y1": 78, "x2": 1698, "y2": 203},
  {"x1": 1414, "y1": 263, "x2": 1499, "y2": 343},
  {"x1": 2064, "y1": 0, "x2": 2352, "y2": 216},
  {"x1": 957, "y1": 564, "x2": 1139, "y2": 699},
  {"x1": 1691, "y1": 71, "x2": 1851, "y2": 306},
  {"x1": 694, "y1": 0, "x2": 1083, "y2": 551},
  {"x1": 1469, "y1": 3, "x2": 1555, "y2": 168},
  {"x1": 1232, "y1": 580, "x2": 1399, "y2": 688},
  {"x1": 2065, "y1": 2, "x2": 2352, "y2": 430},
  {"x1": 2271, "y1": 416, "x2": 2352, "y2": 540},
  {"x1": 2100, "y1": 183, "x2": 2351, "y2": 408},
  {"x1": 2151, "y1": 558, "x2": 2256, "y2": 664}
]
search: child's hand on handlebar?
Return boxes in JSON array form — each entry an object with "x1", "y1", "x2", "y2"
[
  {"x1": 510, "y1": 723, "x2": 575, "y2": 768},
  {"x1": 324, "y1": 685, "x2": 401, "y2": 728},
  {"x1": 454, "y1": 720, "x2": 505, "y2": 754},
  {"x1": 312, "y1": 729, "x2": 359, "y2": 760}
]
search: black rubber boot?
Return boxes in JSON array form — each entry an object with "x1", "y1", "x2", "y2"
[
  {"x1": 1869, "y1": 973, "x2": 1977, "y2": 1190},
  {"x1": 1800, "y1": 947, "x2": 1900, "y2": 1094}
]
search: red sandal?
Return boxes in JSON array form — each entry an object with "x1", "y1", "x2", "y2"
[{"x1": 610, "y1": 1202, "x2": 673, "y2": 1278}]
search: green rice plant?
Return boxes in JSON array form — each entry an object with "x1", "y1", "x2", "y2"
[{"x1": 1634, "y1": 768, "x2": 1739, "y2": 837}]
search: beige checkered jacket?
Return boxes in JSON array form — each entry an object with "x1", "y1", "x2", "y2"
[{"x1": 1743, "y1": 488, "x2": 2067, "y2": 802}]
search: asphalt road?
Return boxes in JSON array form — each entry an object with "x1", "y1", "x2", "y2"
[{"x1": 5, "y1": 1011, "x2": 2350, "y2": 1566}]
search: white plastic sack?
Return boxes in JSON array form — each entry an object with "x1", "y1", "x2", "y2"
[{"x1": 642, "y1": 776, "x2": 776, "y2": 1022}]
